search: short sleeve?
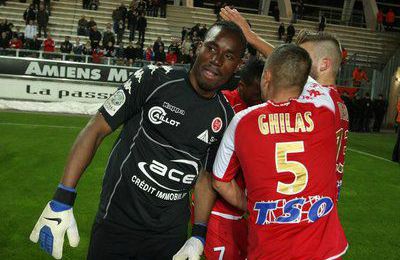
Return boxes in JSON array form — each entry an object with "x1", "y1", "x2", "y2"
[
  {"x1": 99, "y1": 66, "x2": 153, "y2": 130},
  {"x1": 212, "y1": 113, "x2": 241, "y2": 182}
]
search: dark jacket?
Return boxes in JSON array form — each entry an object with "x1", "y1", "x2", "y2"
[
  {"x1": 137, "y1": 16, "x2": 147, "y2": 31},
  {"x1": 102, "y1": 31, "x2": 115, "y2": 46},
  {"x1": 60, "y1": 40, "x2": 73, "y2": 53},
  {"x1": 23, "y1": 8, "x2": 36, "y2": 23},
  {"x1": 127, "y1": 11, "x2": 137, "y2": 29},
  {"x1": 89, "y1": 30, "x2": 102, "y2": 44},
  {"x1": 36, "y1": 10, "x2": 49, "y2": 26}
]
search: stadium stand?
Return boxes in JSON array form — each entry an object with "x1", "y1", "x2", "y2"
[{"x1": 0, "y1": 0, "x2": 399, "y2": 69}]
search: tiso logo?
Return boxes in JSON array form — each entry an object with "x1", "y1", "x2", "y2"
[{"x1": 148, "y1": 106, "x2": 181, "y2": 127}]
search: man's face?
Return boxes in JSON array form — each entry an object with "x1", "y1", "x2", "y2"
[
  {"x1": 299, "y1": 42, "x2": 319, "y2": 80},
  {"x1": 239, "y1": 80, "x2": 262, "y2": 106},
  {"x1": 191, "y1": 26, "x2": 243, "y2": 92}
]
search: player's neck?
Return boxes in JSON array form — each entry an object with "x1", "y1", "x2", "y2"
[
  {"x1": 269, "y1": 88, "x2": 301, "y2": 103},
  {"x1": 316, "y1": 74, "x2": 335, "y2": 86},
  {"x1": 188, "y1": 70, "x2": 216, "y2": 99}
]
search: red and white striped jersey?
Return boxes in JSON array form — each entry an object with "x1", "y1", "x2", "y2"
[{"x1": 213, "y1": 81, "x2": 348, "y2": 260}]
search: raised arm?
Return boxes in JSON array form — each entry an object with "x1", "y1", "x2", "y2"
[{"x1": 220, "y1": 6, "x2": 274, "y2": 57}]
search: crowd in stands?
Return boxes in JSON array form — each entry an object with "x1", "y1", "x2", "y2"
[
  {"x1": 341, "y1": 92, "x2": 387, "y2": 133},
  {"x1": 376, "y1": 8, "x2": 396, "y2": 32}
]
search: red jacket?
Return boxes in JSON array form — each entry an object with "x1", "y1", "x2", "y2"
[
  {"x1": 377, "y1": 11, "x2": 384, "y2": 23},
  {"x1": 43, "y1": 38, "x2": 55, "y2": 52},
  {"x1": 166, "y1": 52, "x2": 177, "y2": 65},
  {"x1": 386, "y1": 10, "x2": 395, "y2": 24},
  {"x1": 9, "y1": 38, "x2": 23, "y2": 49}
]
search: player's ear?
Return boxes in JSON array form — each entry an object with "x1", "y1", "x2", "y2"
[{"x1": 320, "y1": 58, "x2": 330, "y2": 72}]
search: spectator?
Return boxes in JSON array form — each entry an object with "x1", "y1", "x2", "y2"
[
  {"x1": 159, "y1": 0, "x2": 166, "y2": 18},
  {"x1": 43, "y1": 0, "x2": 51, "y2": 16},
  {"x1": 341, "y1": 46, "x2": 348, "y2": 65},
  {"x1": 278, "y1": 22, "x2": 285, "y2": 40},
  {"x1": 198, "y1": 24, "x2": 207, "y2": 40},
  {"x1": 26, "y1": 34, "x2": 41, "y2": 51},
  {"x1": 372, "y1": 94, "x2": 387, "y2": 132},
  {"x1": 89, "y1": 0, "x2": 99, "y2": 10},
  {"x1": 129, "y1": 0, "x2": 137, "y2": 10},
  {"x1": 361, "y1": 92, "x2": 373, "y2": 132},
  {"x1": 146, "y1": 0, "x2": 153, "y2": 16},
  {"x1": 137, "y1": 0, "x2": 146, "y2": 15},
  {"x1": 286, "y1": 23, "x2": 295, "y2": 43},
  {"x1": 166, "y1": 49, "x2": 177, "y2": 65},
  {"x1": 112, "y1": 7, "x2": 122, "y2": 33},
  {"x1": 352, "y1": 94, "x2": 363, "y2": 131},
  {"x1": 23, "y1": 4, "x2": 36, "y2": 25},
  {"x1": 273, "y1": 5, "x2": 280, "y2": 22},
  {"x1": 36, "y1": 4, "x2": 49, "y2": 38},
  {"x1": 124, "y1": 41, "x2": 136, "y2": 64},
  {"x1": 385, "y1": 9, "x2": 395, "y2": 31},
  {"x1": 43, "y1": 33, "x2": 55, "y2": 52},
  {"x1": 82, "y1": 40, "x2": 92, "y2": 55},
  {"x1": 154, "y1": 45, "x2": 165, "y2": 63},
  {"x1": 60, "y1": 36, "x2": 73, "y2": 54},
  {"x1": 190, "y1": 23, "x2": 200, "y2": 39},
  {"x1": 215, "y1": 1, "x2": 222, "y2": 20},
  {"x1": 153, "y1": 0, "x2": 160, "y2": 16},
  {"x1": 116, "y1": 20, "x2": 125, "y2": 45},
  {"x1": 318, "y1": 14, "x2": 326, "y2": 31},
  {"x1": 0, "y1": 0, "x2": 5, "y2": 6},
  {"x1": 25, "y1": 20, "x2": 37, "y2": 41},
  {"x1": 13, "y1": 26, "x2": 25, "y2": 44},
  {"x1": 181, "y1": 35, "x2": 191, "y2": 54},
  {"x1": 89, "y1": 25, "x2": 102, "y2": 49},
  {"x1": 352, "y1": 66, "x2": 368, "y2": 87},
  {"x1": 153, "y1": 36, "x2": 164, "y2": 55},
  {"x1": 180, "y1": 47, "x2": 191, "y2": 64},
  {"x1": 115, "y1": 42, "x2": 124, "y2": 59},
  {"x1": 77, "y1": 15, "x2": 88, "y2": 36},
  {"x1": 87, "y1": 17, "x2": 97, "y2": 31},
  {"x1": 0, "y1": 19, "x2": 13, "y2": 37},
  {"x1": 168, "y1": 38, "x2": 180, "y2": 54},
  {"x1": 92, "y1": 46, "x2": 104, "y2": 63},
  {"x1": 144, "y1": 45, "x2": 153, "y2": 61},
  {"x1": 181, "y1": 26, "x2": 188, "y2": 42},
  {"x1": 72, "y1": 37, "x2": 84, "y2": 55},
  {"x1": 137, "y1": 12, "x2": 147, "y2": 43},
  {"x1": 9, "y1": 36, "x2": 23, "y2": 49},
  {"x1": 83, "y1": 0, "x2": 90, "y2": 9},
  {"x1": 102, "y1": 23, "x2": 115, "y2": 47},
  {"x1": 0, "y1": 31, "x2": 9, "y2": 49},
  {"x1": 134, "y1": 41, "x2": 143, "y2": 61},
  {"x1": 127, "y1": 8, "x2": 138, "y2": 42},
  {"x1": 104, "y1": 41, "x2": 116, "y2": 57},
  {"x1": 118, "y1": 2, "x2": 128, "y2": 27},
  {"x1": 292, "y1": 0, "x2": 300, "y2": 23},
  {"x1": 376, "y1": 9, "x2": 384, "y2": 32}
]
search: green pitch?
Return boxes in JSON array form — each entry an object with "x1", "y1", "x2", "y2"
[{"x1": 0, "y1": 111, "x2": 399, "y2": 259}]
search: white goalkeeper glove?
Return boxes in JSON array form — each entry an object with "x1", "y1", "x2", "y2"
[
  {"x1": 30, "y1": 184, "x2": 79, "y2": 259},
  {"x1": 173, "y1": 223, "x2": 207, "y2": 260},
  {"x1": 173, "y1": 236, "x2": 204, "y2": 260}
]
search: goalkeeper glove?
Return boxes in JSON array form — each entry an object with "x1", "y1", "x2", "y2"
[
  {"x1": 30, "y1": 184, "x2": 80, "y2": 259},
  {"x1": 173, "y1": 223, "x2": 206, "y2": 260}
]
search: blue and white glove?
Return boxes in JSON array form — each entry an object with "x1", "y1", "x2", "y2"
[
  {"x1": 173, "y1": 224, "x2": 206, "y2": 260},
  {"x1": 30, "y1": 184, "x2": 79, "y2": 259}
]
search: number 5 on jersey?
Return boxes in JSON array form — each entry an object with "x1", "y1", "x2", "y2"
[{"x1": 275, "y1": 141, "x2": 308, "y2": 195}]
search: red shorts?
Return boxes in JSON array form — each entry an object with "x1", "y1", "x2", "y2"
[{"x1": 204, "y1": 214, "x2": 247, "y2": 260}]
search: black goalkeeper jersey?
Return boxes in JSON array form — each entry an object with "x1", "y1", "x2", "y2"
[{"x1": 96, "y1": 65, "x2": 234, "y2": 233}]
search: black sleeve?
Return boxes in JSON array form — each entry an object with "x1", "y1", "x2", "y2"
[{"x1": 99, "y1": 66, "x2": 155, "y2": 131}]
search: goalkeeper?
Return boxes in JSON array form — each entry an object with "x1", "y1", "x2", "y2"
[{"x1": 30, "y1": 21, "x2": 246, "y2": 260}]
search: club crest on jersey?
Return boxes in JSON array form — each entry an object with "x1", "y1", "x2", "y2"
[
  {"x1": 211, "y1": 117, "x2": 223, "y2": 133},
  {"x1": 148, "y1": 106, "x2": 181, "y2": 127}
]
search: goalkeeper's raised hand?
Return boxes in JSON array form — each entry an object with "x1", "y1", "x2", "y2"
[{"x1": 30, "y1": 184, "x2": 79, "y2": 259}]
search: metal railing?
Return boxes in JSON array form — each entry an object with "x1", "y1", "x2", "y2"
[{"x1": 0, "y1": 48, "x2": 191, "y2": 69}]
